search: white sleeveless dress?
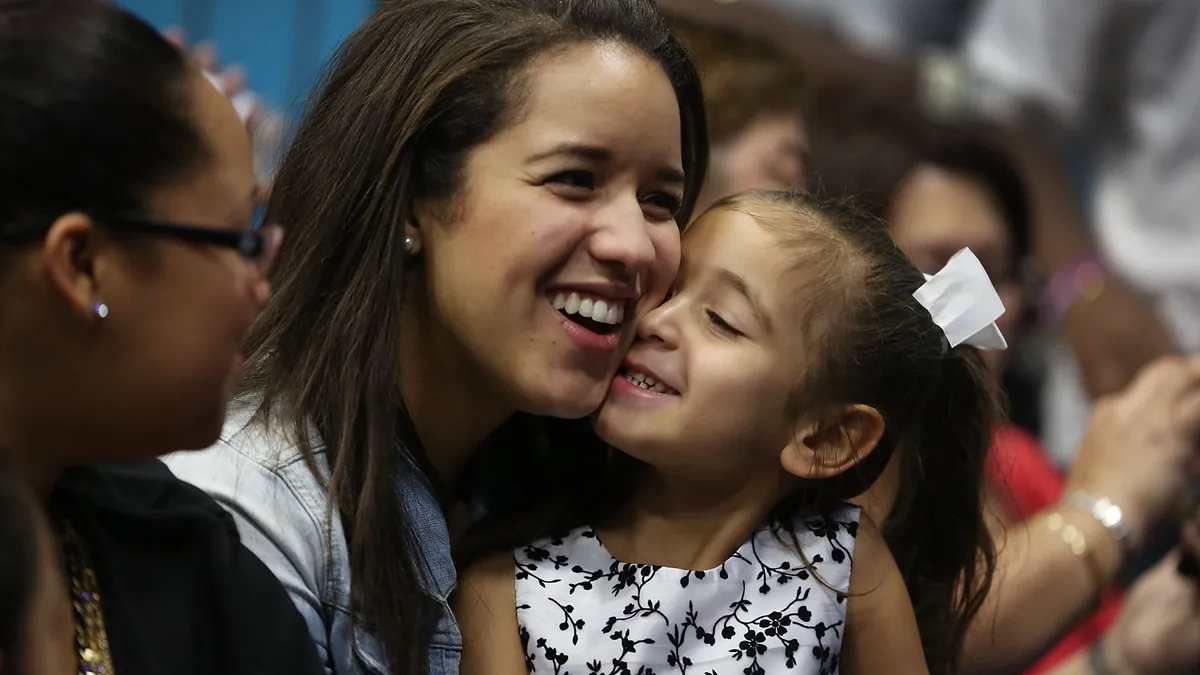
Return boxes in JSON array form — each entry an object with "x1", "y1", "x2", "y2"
[{"x1": 514, "y1": 503, "x2": 861, "y2": 675}]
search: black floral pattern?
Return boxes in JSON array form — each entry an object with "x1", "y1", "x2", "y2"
[{"x1": 515, "y1": 504, "x2": 861, "y2": 675}]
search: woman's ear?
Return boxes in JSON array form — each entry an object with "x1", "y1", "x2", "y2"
[
  {"x1": 41, "y1": 212, "x2": 106, "y2": 322},
  {"x1": 780, "y1": 404, "x2": 885, "y2": 480}
]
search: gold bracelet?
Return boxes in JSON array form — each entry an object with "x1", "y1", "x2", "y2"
[{"x1": 1043, "y1": 510, "x2": 1110, "y2": 593}]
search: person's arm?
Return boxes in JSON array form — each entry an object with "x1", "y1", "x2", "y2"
[
  {"x1": 842, "y1": 514, "x2": 929, "y2": 675},
  {"x1": 962, "y1": 501, "x2": 1123, "y2": 675},
  {"x1": 1042, "y1": 542, "x2": 1200, "y2": 675},
  {"x1": 456, "y1": 553, "x2": 528, "y2": 675},
  {"x1": 963, "y1": 357, "x2": 1200, "y2": 674},
  {"x1": 163, "y1": 444, "x2": 334, "y2": 674}
]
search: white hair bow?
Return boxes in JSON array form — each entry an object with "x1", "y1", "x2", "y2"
[{"x1": 913, "y1": 248, "x2": 1008, "y2": 350}]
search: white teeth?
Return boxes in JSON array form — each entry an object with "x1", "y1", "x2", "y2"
[
  {"x1": 623, "y1": 370, "x2": 676, "y2": 394},
  {"x1": 549, "y1": 292, "x2": 625, "y2": 325}
]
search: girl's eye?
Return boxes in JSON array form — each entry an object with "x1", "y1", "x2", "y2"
[
  {"x1": 643, "y1": 193, "x2": 684, "y2": 222},
  {"x1": 546, "y1": 170, "x2": 596, "y2": 191},
  {"x1": 707, "y1": 310, "x2": 742, "y2": 337}
]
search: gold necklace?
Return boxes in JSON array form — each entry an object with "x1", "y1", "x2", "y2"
[{"x1": 60, "y1": 519, "x2": 116, "y2": 675}]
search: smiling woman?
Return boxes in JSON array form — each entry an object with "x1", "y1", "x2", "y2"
[{"x1": 162, "y1": 1, "x2": 708, "y2": 674}]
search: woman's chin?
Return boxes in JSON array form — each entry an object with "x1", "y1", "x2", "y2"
[{"x1": 523, "y1": 377, "x2": 612, "y2": 420}]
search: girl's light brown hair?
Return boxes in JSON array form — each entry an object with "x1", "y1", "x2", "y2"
[{"x1": 713, "y1": 191, "x2": 1000, "y2": 675}]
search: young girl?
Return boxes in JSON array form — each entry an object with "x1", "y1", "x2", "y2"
[
  {"x1": 0, "y1": 468, "x2": 73, "y2": 675},
  {"x1": 456, "y1": 191, "x2": 1004, "y2": 675}
]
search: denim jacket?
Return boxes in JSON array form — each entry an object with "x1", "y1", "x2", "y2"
[{"x1": 163, "y1": 402, "x2": 461, "y2": 675}]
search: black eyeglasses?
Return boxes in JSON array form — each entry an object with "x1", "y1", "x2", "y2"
[{"x1": 2, "y1": 212, "x2": 283, "y2": 275}]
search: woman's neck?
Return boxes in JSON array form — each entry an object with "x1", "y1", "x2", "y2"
[
  {"x1": 397, "y1": 303, "x2": 513, "y2": 492},
  {"x1": 0, "y1": 382, "x2": 70, "y2": 501},
  {"x1": 598, "y1": 467, "x2": 786, "y2": 571}
]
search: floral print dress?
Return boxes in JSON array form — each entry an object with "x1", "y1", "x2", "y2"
[{"x1": 514, "y1": 503, "x2": 861, "y2": 675}]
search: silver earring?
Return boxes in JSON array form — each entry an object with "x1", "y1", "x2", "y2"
[
  {"x1": 402, "y1": 235, "x2": 416, "y2": 254},
  {"x1": 93, "y1": 302, "x2": 109, "y2": 320}
]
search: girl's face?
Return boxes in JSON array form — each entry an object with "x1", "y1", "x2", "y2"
[
  {"x1": 888, "y1": 164, "x2": 1022, "y2": 374},
  {"x1": 413, "y1": 42, "x2": 687, "y2": 419},
  {"x1": 593, "y1": 207, "x2": 811, "y2": 483}
]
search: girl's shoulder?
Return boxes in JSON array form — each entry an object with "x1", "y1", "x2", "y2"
[{"x1": 756, "y1": 502, "x2": 864, "y2": 595}]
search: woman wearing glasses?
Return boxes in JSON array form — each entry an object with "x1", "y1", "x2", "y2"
[{"x1": 0, "y1": 1, "x2": 319, "y2": 674}]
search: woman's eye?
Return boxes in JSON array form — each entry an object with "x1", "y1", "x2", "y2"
[
  {"x1": 706, "y1": 310, "x2": 742, "y2": 336},
  {"x1": 546, "y1": 170, "x2": 596, "y2": 191}
]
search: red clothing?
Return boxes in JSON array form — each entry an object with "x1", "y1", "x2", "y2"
[{"x1": 987, "y1": 425, "x2": 1123, "y2": 675}]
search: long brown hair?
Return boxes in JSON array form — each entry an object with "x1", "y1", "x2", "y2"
[{"x1": 238, "y1": 1, "x2": 708, "y2": 673}]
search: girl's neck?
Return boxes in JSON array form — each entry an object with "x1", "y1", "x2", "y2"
[
  {"x1": 397, "y1": 302, "x2": 513, "y2": 492},
  {"x1": 598, "y1": 467, "x2": 786, "y2": 571}
]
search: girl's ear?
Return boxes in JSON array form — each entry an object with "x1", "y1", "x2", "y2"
[{"x1": 780, "y1": 404, "x2": 885, "y2": 479}]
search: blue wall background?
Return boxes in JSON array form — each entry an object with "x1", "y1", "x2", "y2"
[{"x1": 118, "y1": 0, "x2": 373, "y2": 116}]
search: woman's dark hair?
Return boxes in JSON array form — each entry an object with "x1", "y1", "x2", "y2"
[
  {"x1": 716, "y1": 191, "x2": 999, "y2": 675},
  {"x1": 241, "y1": 1, "x2": 708, "y2": 673},
  {"x1": 0, "y1": 0, "x2": 206, "y2": 236},
  {"x1": 0, "y1": 466, "x2": 42, "y2": 675}
]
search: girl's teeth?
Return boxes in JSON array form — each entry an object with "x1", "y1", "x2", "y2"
[
  {"x1": 550, "y1": 292, "x2": 625, "y2": 325},
  {"x1": 622, "y1": 371, "x2": 674, "y2": 394}
]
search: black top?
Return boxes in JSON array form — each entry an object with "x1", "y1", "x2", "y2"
[{"x1": 51, "y1": 460, "x2": 323, "y2": 675}]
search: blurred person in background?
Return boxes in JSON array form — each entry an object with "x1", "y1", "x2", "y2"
[
  {"x1": 660, "y1": 0, "x2": 1197, "y2": 473},
  {"x1": 0, "y1": 1, "x2": 320, "y2": 674},
  {"x1": 668, "y1": 17, "x2": 809, "y2": 209},
  {"x1": 805, "y1": 102, "x2": 1200, "y2": 675},
  {"x1": 164, "y1": 29, "x2": 290, "y2": 198}
]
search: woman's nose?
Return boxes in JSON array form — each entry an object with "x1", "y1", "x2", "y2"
[{"x1": 587, "y1": 198, "x2": 657, "y2": 276}]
